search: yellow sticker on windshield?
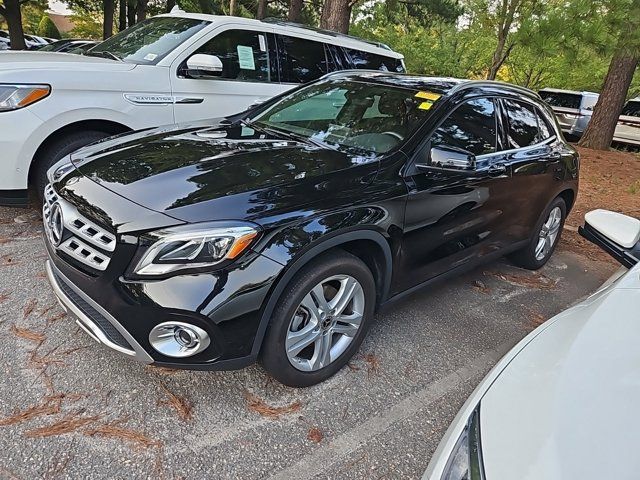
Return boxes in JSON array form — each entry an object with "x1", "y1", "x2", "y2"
[
  {"x1": 418, "y1": 101, "x2": 434, "y2": 110},
  {"x1": 415, "y1": 91, "x2": 441, "y2": 101}
]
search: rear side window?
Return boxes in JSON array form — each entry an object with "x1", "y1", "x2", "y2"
[
  {"x1": 503, "y1": 99, "x2": 541, "y2": 148},
  {"x1": 538, "y1": 91, "x2": 581, "y2": 110},
  {"x1": 194, "y1": 29, "x2": 269, "y2": 82},
  {"x1": 536, "y1": 108, "x2": 554, "y2": 140},
  {"x1": 431, "y1": 98, "x2": 497, "y2": 156},
  {"x1": 278, "y1": 35, "x2": 328, "y2": 83},
  {"x1": 343, "y1": 47, "x2": 404, "y2": 73},
  {"x1": 621, "y1": 101, "x2": 640, "y2": 117}
]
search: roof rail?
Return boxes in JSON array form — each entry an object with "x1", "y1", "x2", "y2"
[
  {"x1": 449, "y1": 80, "x2": 540, "y2": 98},
  {"x1": 260, "y1": 17, "x2": 393, "y2": 51}
]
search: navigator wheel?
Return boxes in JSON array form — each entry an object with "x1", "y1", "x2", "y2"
[
  {"x1": 511, "y1": 197, "x2": 566, "y2": 270},
  {"x1": 260, "y1": 250, "x2": 376, "y2": 387}
]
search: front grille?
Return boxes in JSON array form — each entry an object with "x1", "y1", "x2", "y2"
[
  {"x1": 43, "y1": 184, "x2": 115, "y2": 271},
  {"x1": 51, "y1": 268, "x2": 133, "y2": 351}
]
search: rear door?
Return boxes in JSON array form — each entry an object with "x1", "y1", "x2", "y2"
[
  {"x1": 498, "y1": 98, "x2": 568, "y2": 239},
  {"x1": 400, "y1": 97, "x2": 514, "y2": 291},
  {"x1": 615, "y1": 101, "x2": 640, "y2": 145}
]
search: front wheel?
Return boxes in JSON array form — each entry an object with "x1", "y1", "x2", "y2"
[
  {"x1": 510, "y1": 197, "x2": 566, "y2": 270},
  {"x1": 260, "y1": 250, "x2": 376, "y2": 387}
]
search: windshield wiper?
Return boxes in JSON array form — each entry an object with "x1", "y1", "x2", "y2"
[
  {"x1": 245, "y1": 121, "x2": 335, "y2": 150},
  {"x1": 86, "y1": 50, "x2": 122, "y2": 62}
]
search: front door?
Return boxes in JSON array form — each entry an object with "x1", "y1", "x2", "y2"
[
  {"x1": 171, "y1": 27, "x2": 288, "y2": 123},
  {"x1": 399, "y1": 97, "x2": 513, "y2": 291}
]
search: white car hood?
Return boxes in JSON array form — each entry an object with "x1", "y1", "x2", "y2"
[
  {"x1": 0, "y1": 51, "x2": 136, "y2": 72},
  {"x1": 480, "y1": 267, "x2": 640, "y2": 480}
]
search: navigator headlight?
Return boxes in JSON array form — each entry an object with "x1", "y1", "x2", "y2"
[
  {"x1": 0, "y1": 84, "x2": 50, "y2": 112},
  {"x1": 441, "y1": 406, "x2": 484, "y2": 480}
]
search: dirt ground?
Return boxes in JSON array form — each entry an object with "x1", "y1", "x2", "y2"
[{"x1": 560, "y1": 146, "x2": 640, "y2": 263}]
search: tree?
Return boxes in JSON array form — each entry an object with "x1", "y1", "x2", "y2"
[
  {"x1": 483, "y1": 0, "x2": 527, "y2": 80},
  {"x1": 118, "y1": 0, "x2": 126, "y2": 30},
  {"x1": 0, "y1": 0, "x2": 27, "y2": 50},
  {"x1": 288, "y1": 0, "x2": 302, "y2": 21},
  {"x1": 320, "y1": 0, "x2": 358, "y2": 33},
  {"x1": 578, "y1": 0, "x2": 640, "y2": 150},
  {"x1": 229, "y1": 0, "x2": 236, "y2": 15},
  {"x1": 256, "y1": 0, "x2": 267, "y2": 19},
  {"x1": 136, "y1": 0, "x2": 146, "y2": 21},
  {"x1": 103, "y1": 0, "x2": 114, "y2": 38},
  {"x1": 37, "y1": 15, "x2": 61, "y2": 38}
]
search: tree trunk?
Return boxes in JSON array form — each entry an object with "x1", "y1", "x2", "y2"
[
  {"x1": 486, "y1": 0, "x2": 519, "y2": 80},
  {"x1": 1, "y1": 0, "x2": 26, "y2": 50},
  {"x1": 229, "y1": 0, "x2": 237, "y2": 16},
  {"x1": 578, "y1": 49, "x2": 639, "y2": 150},
  {"x1": 136, "y1": 0, "x2": 147, "y2": 22},
  {"x1": 257, "y1": 0, "x2": 268, "y2": 19},
  {"x1": 166, "y1": 0, "x2": 176, "y2": 13},
  {"x1": 103, "y1": 0, "x2": 115, "y2": 39},
  {"x1": 119, "y1": 0, "x2": 127, "y2": 30},
  {"x1": 320, "y1": 0, "x2": 352, "y2": 34},
  {"x1": 127, "y1": 0, "x2": 136, "y2": 27},
  {"x1": 287, "y1": 0, "x2": 303, "y2": 22}
]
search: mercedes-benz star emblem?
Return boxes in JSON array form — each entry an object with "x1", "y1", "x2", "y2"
[{"x1": 48, "y1": 203, "x2": 64, "y2": 247}]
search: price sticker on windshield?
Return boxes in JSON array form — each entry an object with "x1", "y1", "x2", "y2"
[{"x1": 415, "y1": 91, "x2": 441, "y2": 101}]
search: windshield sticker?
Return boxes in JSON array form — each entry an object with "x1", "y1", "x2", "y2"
[
  {"x1": 143, "y1": 53, "x2": 158, "y2": 61},
  {"x1": 418, "y1": 101, "x2": 434, "y2": 110},
  {"x1": 415, "y1": 91, "x2": 441, "y2": 101},
  {"x1": 258, "y1": 34, "x2": 267, "y2": 52},
  {"x1": 237, "y1": 46, "x2": 256, "y2": 70}
]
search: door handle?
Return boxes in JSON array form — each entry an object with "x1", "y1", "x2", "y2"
[{"x1": 487, "y1": 163, "x2": 507, "y2": 176}]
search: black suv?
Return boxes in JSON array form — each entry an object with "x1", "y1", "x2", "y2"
[{"x1": 43, "y1": 72, "x2": 578, "y2": 387}]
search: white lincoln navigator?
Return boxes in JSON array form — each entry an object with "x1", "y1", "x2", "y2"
[{"x1": 0, "y1": 11, "x2": 404, "y2": 205}]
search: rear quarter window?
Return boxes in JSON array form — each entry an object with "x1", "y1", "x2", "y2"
[
  {"x1": 539, "y1": 91, "x2": 581, "y2": 110},
  {"x1": 342, "y1": 47, "x2": 404, "y2": 73}
]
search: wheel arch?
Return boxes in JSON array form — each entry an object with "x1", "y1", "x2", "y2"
[
  {"x1": 557, "y1": 188, "x2": 576, "y2": 213},
  {"x1": 251, "y1": 230, "x2": 393, "y2": 358},
  {"x1": 28, "y1": 119, "x2": 132, "y2": 184}
]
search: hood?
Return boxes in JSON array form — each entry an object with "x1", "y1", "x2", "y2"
[
  {"x1": 479, "y1": 267, "x2": 640, "y2": 480},
  {"x1": 0, "y1": 51, "x2": 136, "y2": 73},
  {"x1": 69, "y1": 122, "x2": 380, "y2": 225}
]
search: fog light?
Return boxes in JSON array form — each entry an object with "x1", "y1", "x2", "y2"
[{"x1": 149, "y1": 322, "x2": 210, "y2": 358}]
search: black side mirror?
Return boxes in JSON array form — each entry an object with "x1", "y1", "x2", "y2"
[{"x1": 428, "y1": 145, "x2": 476, "y2": 170}]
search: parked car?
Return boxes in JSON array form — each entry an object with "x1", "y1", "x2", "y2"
[
  {"x1": 36, "y1": 39, "x2": 96, "y2": 53},
  {"x1": 613, "y1": 97, "x2": 640, "y2": 146},
  {"x1": 42, "y1": 71, "x2": 578, "y2": 387},
  {"x1": 0, "y1": 11, "x2": 404, "y2": 206},
  {"x1": 539, "y1": 88, "x2": 599, "y2": 139},
  {"x1": 0, "y1": 37, "x2": 8, "y2": 51},
  {"x1": 24, "y1": 34, "x2": 50, "y2": 47},
  {"x1": 66, "y1": 41, "x2": 99, "y2": 55},
  {"x1": 0, "y1": 30, "x2": 41, "y2": 49},
  {"x1": 424, "y1": 208, "x2": 640, "y2": 480}
]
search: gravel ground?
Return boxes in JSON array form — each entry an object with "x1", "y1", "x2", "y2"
[{"x1": 0, "y1": 205, "x2": 616, "y2": 480}]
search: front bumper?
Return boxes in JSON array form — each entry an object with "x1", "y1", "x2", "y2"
[{"x1": 46, "y1": 259, "x2": 153, "y2": 363}]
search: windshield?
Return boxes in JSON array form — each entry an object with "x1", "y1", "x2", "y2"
[
  {"x1": 88, "y1": 16, "x2": 209, "y2": 64},
  {"x1": 252, "y1": 79, "x2": 436, "y2": 154}
]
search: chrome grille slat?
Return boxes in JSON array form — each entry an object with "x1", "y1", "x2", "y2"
[{"x1": 43, "y1": 183, "x2": 115, "y2": 271}]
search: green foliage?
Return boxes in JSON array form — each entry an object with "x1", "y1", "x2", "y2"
[
  {"x1": 69, "y1": 11, "x2": 103, "y2": 39},
  {"x1": 37, "y1": 15, "x2": 61, "y2": 38}
]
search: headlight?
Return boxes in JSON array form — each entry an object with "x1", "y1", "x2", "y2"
[
  {"x1": 441, "y1": 406, "x2": 484, "y2": 480},
  {"x1": 0, "y1": 84, "x2": 50, "y2": 112},
  {"x1": 132, "y1": 222, "x2": 259, "y2": 276}
]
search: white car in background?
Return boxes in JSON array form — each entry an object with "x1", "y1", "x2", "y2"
[
  {"x1": 0, "y1": 11, "x2": 404, "y2": 205},
  {"x1": 614, "y1": 97, "x2": 640, "y2": 146},
  {"x1": 424, "y1": 209, "x2": 640, "y2": 480}
]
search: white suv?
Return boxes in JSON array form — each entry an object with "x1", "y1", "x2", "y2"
[{"x1": 0, "y1": 12, "x2": 404, "y2": 205}]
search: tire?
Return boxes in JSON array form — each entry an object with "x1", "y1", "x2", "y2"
[
  {"x1": 260, "y1": 250, "x2": 376, "y2": 387},
  {"x1": 33, "y1": 131, "x2": 110, "y2": 202},
  {"x1": 510, "y1": 196, "x2": 566, "y2": 270}
]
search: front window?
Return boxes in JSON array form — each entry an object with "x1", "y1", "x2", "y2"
[
  {"x1": 251, "y1": 80, "x2": 435, "y2": 153},
  {"x1": 88, "y1": 16, "x2": 210, "y2": 65}
]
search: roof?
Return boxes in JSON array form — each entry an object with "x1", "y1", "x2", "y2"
[
  {"x1": 539, "y1": 87, "x2": 599, "y2": 97},
  {"x1": 157, "y1": 12, "x2": 403, "y2": 58},
  {"x1": 324, "y1": 71, "x2": 540, "y2": 99}
]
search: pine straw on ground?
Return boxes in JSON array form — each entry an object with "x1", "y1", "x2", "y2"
[
  {"x1": 363, "y1": 353, "x2": 380, "y2": 376},
  {"x1": 84, "y1": 420, "x2": 161, "y2": 449},
  {"x1": 244, "y1": 390, "x2": 302, "y2": 419},
  {"x1": 485, "y1": 270, "x2": 559, "y2": 290},
  {"x1": 22, "y1": 298, "x2": 37, "y2": 318},
  {"x1": 10, "y1": 324, "x2": 46, "y2": 344},
  {"x1": 25, "y1": 414, "x2": 102, "y2": 438},
  {"x1": 560, "y1": 146, "x2": 640, "y2": 263},
  {"x1": 0, "y1": 398, "x2": 61, "y2": 426},
  {"x1": 158, "y1": 383, "x2": 193, "y2": 422}
]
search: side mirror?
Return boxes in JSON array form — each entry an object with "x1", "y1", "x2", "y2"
[
  {"x1": 185, "y1": 54, "x2": 223, "y2": 79},
  {"x1": 579, "y1": 209, "x2": 640, "y2": 268},
  {"x1": 428, "y1": 145, "x2": 476, "y2": 171}
]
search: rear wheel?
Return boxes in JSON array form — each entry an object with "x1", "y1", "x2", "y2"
[
  {"x1": 511, "y1": 197, "x2": 566, "y2": 270},
  {"x1": 260, "y1": 250, "x2": 376, "y2": 387},
  {"x1": 33, "y1": 131, "x2": 110, "y2": 201}
]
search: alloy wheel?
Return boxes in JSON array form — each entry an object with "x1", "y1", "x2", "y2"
[
  {"x1": 535, "y1": 206, "x2": 562, "y2": 261},
  {"x1": 285, "y1": 274, "x2": 365, "y2": 372}
]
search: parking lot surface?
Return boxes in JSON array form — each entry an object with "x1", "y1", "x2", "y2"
[{"x1": 0, "y1": 205, "x2": 615, "y2": 479}]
